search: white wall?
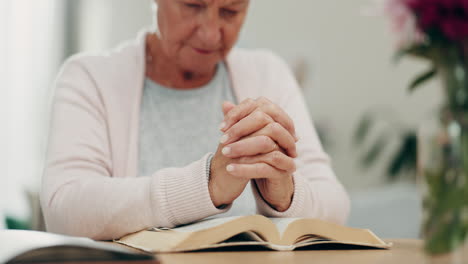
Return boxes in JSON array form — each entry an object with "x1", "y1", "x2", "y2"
[
  {"x1": 1, "y1": 0, "x2": 9, "y2": 229},
  {"x1": 5, "y1": 0, "x2": 65, "y2": 219},
  {"x1": 76, "y1": 0, "x2": 153, "y2": 53}
]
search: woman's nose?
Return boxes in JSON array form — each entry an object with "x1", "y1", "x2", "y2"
[{"x1": 197, "y1": 15, "x2": 222, "y2": 47}]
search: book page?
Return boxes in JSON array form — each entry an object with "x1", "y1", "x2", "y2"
[
  {"x1": 274, "y1": 218, "x2": 391, "y2": 247},
  {"x1": 223, "y1": 231, "x2": 265, "y2": 243},
  {"x1": 269, "y1": 218, "x2": 300, "y2": 237},
  {"x1": 118, "y1": 215, "x2": 278, "y2": 252},
  {"x1": 170, "y1": 216, "x2": 243, "y2": 233}
]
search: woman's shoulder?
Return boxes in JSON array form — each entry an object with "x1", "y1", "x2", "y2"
[
  {"x1": 60, "y1": 39, "x2": 143, "y2": 77},
  {"x1": 54, "y1": 38, "x2": 144, "y2": 95},
  {"x1": 52, "y1": 38, "x2": 144, "y2": 110}
]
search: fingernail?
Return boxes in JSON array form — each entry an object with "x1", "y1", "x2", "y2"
[
  {"x1": 295, "y1": 135, "x2": 300, "y2": 141},
  {"x1": 220, "y1": 134, "x2": 229, "y2": 144},
  {"x1": 226, "y1": 164, "x2": 235, "y2": 172},
  {"x1": 219, "y1": 122, "x2": 226, "y2": 130},
  {"x1": 222, "y1": 147, "x2": 231, "y2": 155}
]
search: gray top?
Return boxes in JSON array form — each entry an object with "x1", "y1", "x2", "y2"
[{"x1": 139, "y1": 63, "x2": 256, "y2": 217}]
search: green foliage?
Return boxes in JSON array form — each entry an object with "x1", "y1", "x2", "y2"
[
  {"x1": 353, "y1": 111, "x2": 417, "y2": 181},
  {"x1": 423, "y1": 166, "x2": 468, "y2": 254},
  {"x1": 394, "y1": 44, "x2": 433, "y2": 63},
  {"x1": 393, "y1": 43, "x2": 441, "y2": 94},
  {"x1": 409, "y1": 68, "x2": 437, "y2": 93},
  {"x1": 5, "y1": 215, "x2": 31, "y2": 230},
  {"x1": 360, "y1": 42, "x2": 454, "y2": 181},
  {"x1": 388, "y1": 133, "x2": 417, "y2": 180},
  {"x1": 353, "y1": 113, "x2": 373, "y2": 146},
  {"x1": 388, "y1": 21, "x2": 468, "y2": 256},
  {"x1": 361, "y1": 133, "x2": 390, "y2": 169}
]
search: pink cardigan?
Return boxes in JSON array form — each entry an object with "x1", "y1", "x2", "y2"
[{"x1": 41, "y1": 32, "x2": 350, "y2": 240}]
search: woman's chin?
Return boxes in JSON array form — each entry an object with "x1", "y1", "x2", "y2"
[
  {"x1": 174, "y1": 48, "x2": 221, "y2": 74},
  {"x1": 181, "y1": 61, "x2": 219, "y2": 76}
]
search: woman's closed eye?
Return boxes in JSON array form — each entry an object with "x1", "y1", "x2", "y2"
[
  {"x1": 220, "y1": 8, "x2": 238, "y2": 18},
  {"x1": 184, "y1": 3, "x2": 203, "y2": 10}
]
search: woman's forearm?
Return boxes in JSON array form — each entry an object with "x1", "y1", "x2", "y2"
[{"x1": 42, "y1": 154, "x2": 226, "y2": 240}]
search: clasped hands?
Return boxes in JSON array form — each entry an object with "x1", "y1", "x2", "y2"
[{"x1": 209, "y1": 97, "x2": 298, "y2": 212}]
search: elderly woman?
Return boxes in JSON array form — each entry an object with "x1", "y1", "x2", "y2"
[{"x1": 41, "y1": 0, "x2": 349, "y2": 240}]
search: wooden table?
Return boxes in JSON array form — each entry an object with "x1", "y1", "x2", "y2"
[
  {"x1": 157, "y1": 239, "x2": 468, "y2": 264},
  {"x1": 30, "y1": 239, "x2": 468, "y2": 264}
]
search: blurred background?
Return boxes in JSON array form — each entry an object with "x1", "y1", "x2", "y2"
[{"x1": 3, "y1": 0, "x2": 443, "y2": 237}]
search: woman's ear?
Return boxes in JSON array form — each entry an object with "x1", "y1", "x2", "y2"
[{"x1": 222, "y1": 101, "x2": 236, "y2": 116}]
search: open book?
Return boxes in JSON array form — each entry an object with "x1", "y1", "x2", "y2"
[
  {"x1": 116, "y1": 215, "x2": 391, "y2": 252},
  {"x1": 0, "y1": 230, "x2": 153, "y2": 263}
]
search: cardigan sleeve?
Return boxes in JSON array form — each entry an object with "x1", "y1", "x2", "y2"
[
  {"x1": 250, "y1": 51, "x2": 350, "y2": 224},
  {"x1": 41, "y1": 59, "x2": 227, "y2": 240}
]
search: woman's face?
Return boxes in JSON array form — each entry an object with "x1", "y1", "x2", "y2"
[{"x1": 155, "y1": 0, "x2": 249, "y2": 75}]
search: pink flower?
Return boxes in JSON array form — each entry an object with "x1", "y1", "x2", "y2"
[
  {"x1": 384, "y1": 0, "x2": 425, "y2": 48},
  {"x1": 407, "y1": 0, "x2": 468, "y2": 41}
]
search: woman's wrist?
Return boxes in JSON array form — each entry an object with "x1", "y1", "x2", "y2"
[
  {"x1": 208, "y1": 156, "x2": 236, "y2": 208},
  {"x1": 256, "y1": 177, "x2": 295, "y2": 212},
  {"x1": 208, "y1": 177, "x2": 227, "y2": 208}
]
